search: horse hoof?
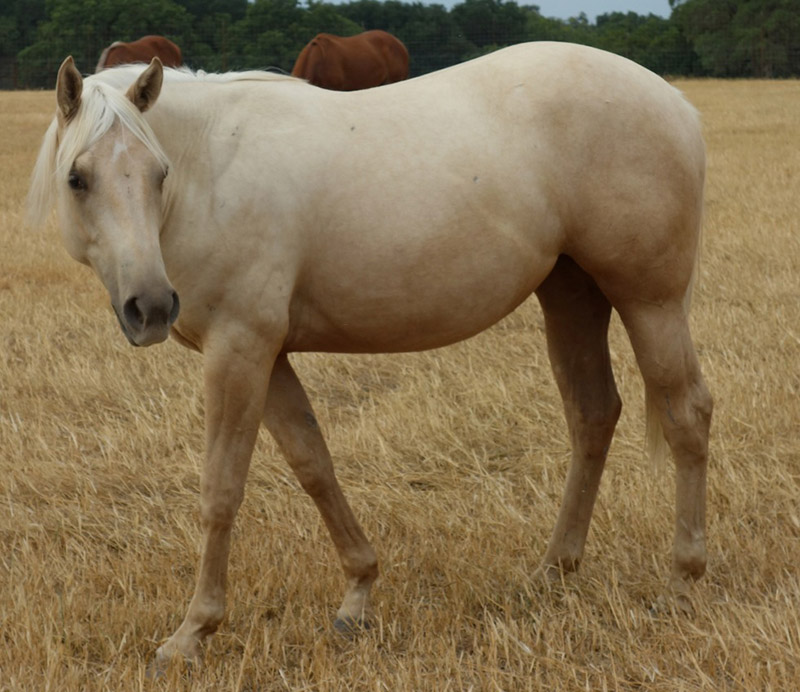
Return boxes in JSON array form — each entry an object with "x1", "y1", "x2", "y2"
[
  {"x1": 145, "y1": 657, "x2": 168, "y2": 680},
  {"x1": 333, "y1": 616, "x2": 370, "y2": 638},
  {"x1": 649, "y1": 590, "x2": 695, "y2": 618},
  {"x1": 532, "y1": 562, "x2": 569, "y2": 585},
  {"x1": 145, "y1": 646, "x2": 197, "y2": 679}
]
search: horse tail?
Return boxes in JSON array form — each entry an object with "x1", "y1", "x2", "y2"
[
  {"x1": 645, "y1": 114, "x2": 706, "y2": 473},
  {"x1": 643, "y1": 245, "x2": 702, "y2": 472}
]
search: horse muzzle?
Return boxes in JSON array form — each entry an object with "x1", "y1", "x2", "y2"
[{"x1": 114, "y1": 287, "x2": 180, "y2": 347}]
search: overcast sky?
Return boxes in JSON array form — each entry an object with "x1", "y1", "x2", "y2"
[
  {"x1": 534, "y1": 0, "x2": 671, "y2": 21},
  {"x1": 318, "y1": 0, "x2": 673, "y2": 21}
]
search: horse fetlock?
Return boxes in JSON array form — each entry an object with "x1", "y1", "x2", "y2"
[
  {"x1": 343, "y1": 548, "x2": 378, "y2": 580},
  {"x1": 542, "y1": 544, "x2": 584, "y2": 574},
  {"x1": 536, "y1": 554, "x2": 582, "y2": 584},
  {"x1": 673, "y1": 548, "x2": 707, "y2": 583}
]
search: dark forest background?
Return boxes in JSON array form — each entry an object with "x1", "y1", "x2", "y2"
[{"x1": 2, "y1": 0, "x2": 799, "y2": 88}]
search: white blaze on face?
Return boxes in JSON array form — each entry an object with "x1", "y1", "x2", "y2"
[{"x1": 111, "y1": 135, "x2": 129, "y2": 163}]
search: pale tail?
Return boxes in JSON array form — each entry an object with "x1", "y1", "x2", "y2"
[{"x1": 645, "y1": 210, "x2": 703, "y2": 473}]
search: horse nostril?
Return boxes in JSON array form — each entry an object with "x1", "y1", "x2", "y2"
[
  {"x1": 123, "y1": 296, "x2": 145, "y2": 331},
  {"x1": 170, "y1": 291, "x2": 180, "y2": 324}
]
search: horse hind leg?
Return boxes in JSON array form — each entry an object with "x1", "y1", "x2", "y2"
[
  {"x1": 263, "y1": 354, "x2": 378, "y2": 632},
  {"x1": 616, "y1": 298, "x2": 712, "y2": 601},
  {"x1": 535, "y1": 255, "x2": 622, "y2": 577}
]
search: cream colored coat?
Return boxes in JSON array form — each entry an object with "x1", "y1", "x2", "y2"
[{"x1": 28, "y1": 42, "x2": 711, "y2": 670}]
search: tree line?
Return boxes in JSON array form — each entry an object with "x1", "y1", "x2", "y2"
[{"x1": 2, "y1": 0, "x2": 799, "y2": 89}]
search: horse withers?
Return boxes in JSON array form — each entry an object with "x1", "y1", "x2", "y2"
[
  {"x1": 28, "y1": 44, "x2": 711, "y2": 669},
  {"x1": 96, "y1": 35, "x2": 182, "y2": 72},
  {"x1": 291, "y1": 30, "x2": 409, "y2": 90}
]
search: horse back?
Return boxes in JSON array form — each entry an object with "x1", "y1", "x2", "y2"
[
  {"x1": 361, "y1": 30, "x2": 409, "y2": 83},
  {"x1": 98, "y1": 35, "x2": 182, "y2": 71},
  {"x1": 292, "y1": 30, "x2": 408, "y2": 90}
]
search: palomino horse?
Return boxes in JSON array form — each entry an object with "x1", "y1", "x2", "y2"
[
  {"x1": 96, "y1": 35, "x2": 182, "y2": 72},
  {"x1": 291, "y1": 30, "x2": 409, "y2": 89},
  {"x1": 28, "y1": 44, "x2": 711, "y2": 669}
]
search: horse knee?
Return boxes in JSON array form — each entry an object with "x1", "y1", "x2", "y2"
[
  {"x1": 192, "y1": 596, "x2": 227, "y2": 635},
  {"x1": 199, "y1": 490, "x2": 244, "y2": 528}
]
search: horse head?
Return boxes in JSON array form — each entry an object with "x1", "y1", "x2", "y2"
[{"x1": 52, "y1": 57, "x2": 179, "y2": 347}]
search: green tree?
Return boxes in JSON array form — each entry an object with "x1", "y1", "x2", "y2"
[
  {"x1": 593, "y1": 11, "x2": 695, "y2": 74},
  {"x1": 0, "y1": 0, "x2": 46, "y2": 87},
  {"x1": 226, "y1": 0, "x2": 361, "y2": 72},
  {"x1": 524, "y1": 10, "x2": 572, "y2": 42},
  {"x1": 317, "y1": 0, "x2": 472, "y2": 75},
  {"x1": 18, "y1": 0, "x2": 192, "y2": 86},
  {"x1": 729, "y1": 0, "x2": 800, "y2": 76},
  {"x1": 173, "y1": 0, "x2": 247, "y2": 70},
  {"x1": 450, "y1": 0, "x2": 530, "y2": 49},
  {"x1": 671, "y1": 0, "x2": 800, "y2": 76}
]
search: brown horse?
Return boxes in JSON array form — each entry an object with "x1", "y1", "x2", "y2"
[
  {"x1": 292, "y1": 30, "x2": 409, "y2": 90},
  {"x1": 96, "y1": 35, "x2": 182, "y2": 72}
]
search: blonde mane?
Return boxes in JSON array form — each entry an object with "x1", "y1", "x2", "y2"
[
  {"x1": 94, "y1": 63, "x2": 297, "y2": 89},
  {"x1": 27, "y1": 77, "x2": 171, "y2": 228},
  {"x1": 27, "y1": 63, "x2": 303, "y2": 228}
]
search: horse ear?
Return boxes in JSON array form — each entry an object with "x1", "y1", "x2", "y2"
[
  {"x1": 126, "y1": 57, "x2": 163, "y2": 113},
  {"x1": 56, "y1": 56, "x2": 83, "y2": 123}
]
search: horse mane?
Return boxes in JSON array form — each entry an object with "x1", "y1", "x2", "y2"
[
  {"x1": 93, "y1": 63, "x2": 297, "y2": 88},
  {"x1": 27, "y1": 77, "x2": 170, "y2": 228},
  {"x1": 27, "y1": 64, "x2": 301, "y2": 228}
]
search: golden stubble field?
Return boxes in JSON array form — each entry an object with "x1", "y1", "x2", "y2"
[{"x1": 1, "y1": 78, "x2": 799, "y2": 691}]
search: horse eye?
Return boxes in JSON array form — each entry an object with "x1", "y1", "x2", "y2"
[{"x1": 68, "y1": 170, "x2": 87, "y2": 191}]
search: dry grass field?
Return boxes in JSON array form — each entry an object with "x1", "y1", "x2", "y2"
[{"x1": 1, "y1": 77, "x2": 799, "y2": 691}]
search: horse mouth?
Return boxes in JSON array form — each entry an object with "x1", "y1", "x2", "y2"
[
  {"x1": 112, "y1": 290, "x2": 180, "y2": 347},
  {"x1": 113, "y1": 306, "x2": 142, "y2": 347}
]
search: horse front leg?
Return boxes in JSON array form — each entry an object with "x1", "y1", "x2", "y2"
[
  {"x1": 263, "y1": 354, "x2": 378, "y2": 632},
  {"x1": 154, "y1": 334, "x2": 277, "y2": 668}
]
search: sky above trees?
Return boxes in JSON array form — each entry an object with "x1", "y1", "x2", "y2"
[{"x1": 535, "y1": 1, "x2": 670, "y2": 21}]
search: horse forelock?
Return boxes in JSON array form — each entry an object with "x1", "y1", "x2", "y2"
[{"x1": 27, "y1": 79, "x2": 170, "y2": 227}]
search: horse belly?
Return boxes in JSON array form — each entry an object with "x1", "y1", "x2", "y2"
[{"x1": 286, "y1": 204, "x2": 561, "y2": 354}]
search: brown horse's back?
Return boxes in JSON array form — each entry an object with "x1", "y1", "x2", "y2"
[
  {"x1": 292, "y1": 30, "x2": 409, "y2": 90},
  {"x1": 96, "y1": 35, "x2": 182, "y2": 72},
  {"x1": 371, "y1": 30, "x2": 409, "y2": 84}
]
